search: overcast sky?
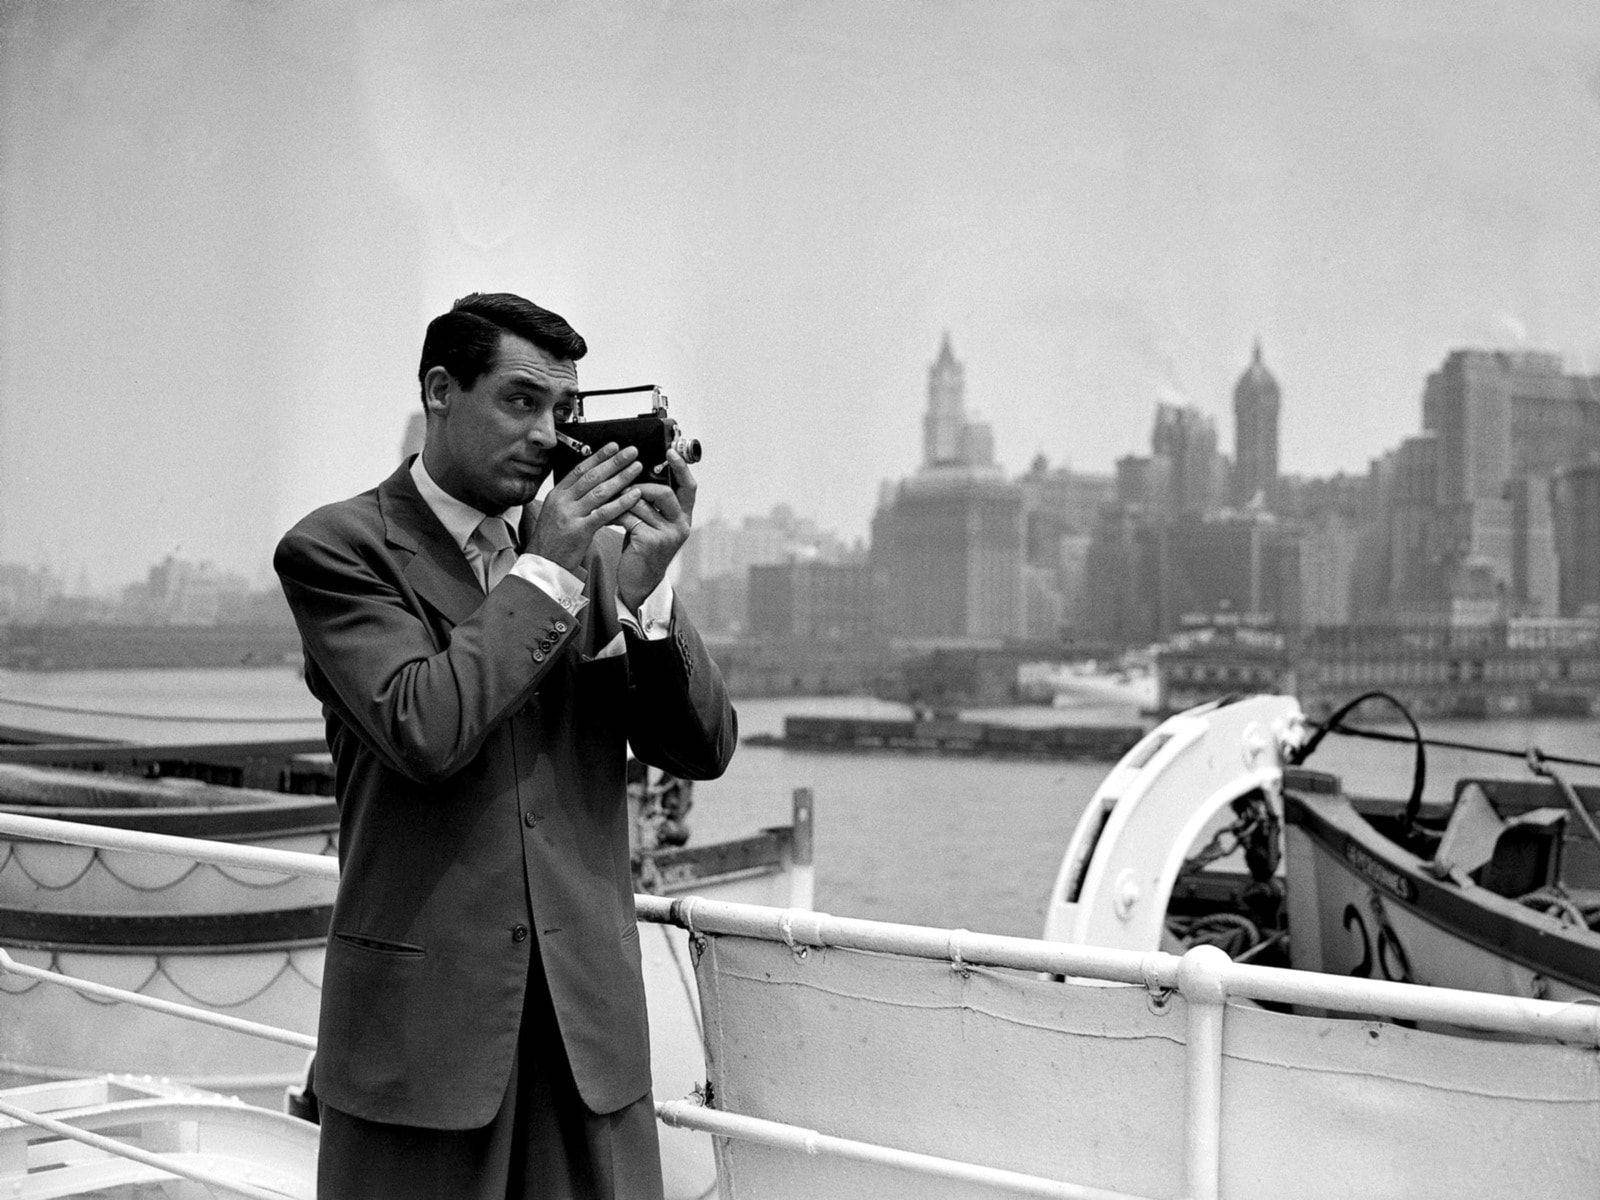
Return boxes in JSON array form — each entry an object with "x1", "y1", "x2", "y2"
[{"x1": 3, "y1": 0, "x2": 1598, "y2": 587}]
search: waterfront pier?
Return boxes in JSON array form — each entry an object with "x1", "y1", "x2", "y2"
[{"x1": 1157, "y1": 622, "x2": 1600, "y2": 718}]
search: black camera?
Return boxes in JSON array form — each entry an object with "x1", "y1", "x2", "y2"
[{"x1": 551, "y1": 385, "x2": 702, "y2": 488}]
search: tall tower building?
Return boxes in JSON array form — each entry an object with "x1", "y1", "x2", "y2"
[
  {"x1": 924, "y1": 333, "x2": 965, "y2": 468},
  {"x1": 1152, "y1": 403, "x2": 1222, "y2": 515},
  {"x1": 1232, "y1": 339, "x2": 1281, "y2": 508},
  {"x1": 921, "y1": 334, "x2": 993, "y2": 470},
  {"x1": 872, "y1": 334, "x2": 1020, "y2": 641}
]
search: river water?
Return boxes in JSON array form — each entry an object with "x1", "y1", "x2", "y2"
[{"x1": 1, "y1": 668, "x2": 1596, "y2": 939}]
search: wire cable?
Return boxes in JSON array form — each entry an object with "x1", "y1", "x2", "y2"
[
  {"x1": 1311, "y1": 721, "x2": 1600, "y2": 772},
  {"x1": 0, "y1": 695, "x2": 318, "y2": 725}
]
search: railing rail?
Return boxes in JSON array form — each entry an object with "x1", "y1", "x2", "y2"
[
  {"x1": 655, "y1": 1100, "x2": 1147, "y2": 1200},
  {"x1": 0, "y1": 946, "x2": 318, "y2": 1050},
  {"x1": 0, "y1": 1095, "x2": 293, "y2": 1200},
  {"x1": 633, "y1": 893, "x2": 1600, "y2": 1045},
  {"x1": 0, "y1": 811, "x2": 340, "y2": 880},
  {"x1": 3, "y1": 808, "x2": 1597, "y2": 1200}
]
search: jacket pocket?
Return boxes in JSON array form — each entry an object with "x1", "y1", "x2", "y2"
[{"x1": 332, "y1": 931, "x2": 426, "y2": 958}]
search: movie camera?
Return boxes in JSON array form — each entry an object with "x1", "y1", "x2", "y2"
[{"x1": 551, "y1": 385, "x2": 702, "y2": 488}]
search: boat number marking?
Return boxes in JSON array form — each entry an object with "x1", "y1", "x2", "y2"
[
  {"x1": 1341, "y1": 893, "x2": 1413, "y2": 984},
  {"x1": 1341, "y1": 838, "x2": 1417, "y2": 903}
]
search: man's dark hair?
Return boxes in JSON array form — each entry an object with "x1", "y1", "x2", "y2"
[{"x1": 417, "y1": 292, "x2": 587, "y2": 404}]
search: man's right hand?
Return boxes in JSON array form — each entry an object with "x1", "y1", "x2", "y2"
[{"x1": 527, "y1": 444, "x2": 643, "y2": 574}]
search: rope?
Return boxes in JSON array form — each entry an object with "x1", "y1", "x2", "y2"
[
  {"x1": 1517, "y1": 887, "x2": 1591, "y2": 930},
  {"x1": 1294, "y1": 691, "x2": 1426, "y2": 832},
  {"x1": 0, "y1": 695, "x2": 319, "y2": 725},
  {"x1": 947, "y1": 928, "x2": 969, "y2": 974}
]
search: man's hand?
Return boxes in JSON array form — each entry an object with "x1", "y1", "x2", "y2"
[
  {"x1": 528, "y1": 444, "x2": 643, "y2": 575},
  {"x1": 617, "y1": 450, "x2": 696, "y2": 614}
]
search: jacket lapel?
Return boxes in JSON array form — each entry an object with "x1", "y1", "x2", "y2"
[{"x1": 379, "y1": 462, "x2": 484, "y2": 628}]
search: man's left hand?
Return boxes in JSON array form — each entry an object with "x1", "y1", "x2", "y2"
[{"x1": 617, "y1": 450, "x2": 696, "y2": 614}]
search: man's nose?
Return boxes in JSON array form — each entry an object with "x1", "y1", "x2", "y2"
[{"x1": 525, "y1": 411, "x2": 557, "y2": 447}]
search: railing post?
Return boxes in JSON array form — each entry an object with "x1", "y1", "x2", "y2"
[
  {"x1": 789, "y1": 787, "x2": 815, "y2": 911},
  {"x1": 1177, "y1": 944, "x2": 1230, "y2": 1200}
]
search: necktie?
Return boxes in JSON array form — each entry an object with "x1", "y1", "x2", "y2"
[{"x1": 469, "y1": 517, "x2": 518, "y2": 592}]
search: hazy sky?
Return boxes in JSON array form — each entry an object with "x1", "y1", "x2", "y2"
[{"x1": 3, "y1": 0, "x2": 1599, "y2": 586}]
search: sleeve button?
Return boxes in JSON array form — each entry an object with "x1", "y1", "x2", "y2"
[
  {"x1": 554, "y1": 620, "x2": 569, "y2": 633},
  {"x1": 511, "y1": 924, "x2": 529, "y2": 943},
  {"x1": 532, "y1": 650, "x2": 546, "y2": 663}
]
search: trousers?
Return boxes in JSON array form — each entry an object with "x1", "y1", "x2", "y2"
[{"x1": 316, "y1": 929, "x2": 664, "y2": 1200}]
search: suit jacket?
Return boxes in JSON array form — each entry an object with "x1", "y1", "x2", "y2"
[{"x1": 274, "y1": 460, "x2": 737, "y2": 1129}]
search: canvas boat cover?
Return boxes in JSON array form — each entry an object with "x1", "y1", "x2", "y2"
[{"x1": 696, "y1": 933, "x2": 1600, "y2": 1199}]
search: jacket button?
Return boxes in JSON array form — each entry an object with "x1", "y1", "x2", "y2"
[
  {"x1": 511, "y1": 924, "x2": 529, "y2": 943},
  {"x1": 553, "y1": 620, "x2": 568, "y2": 634},
  {"x1": 523, "y1": 811, "x2": 538, "y2": 827},
  {"x1": 532, "y1": 650, "x2": 546, "y2": 663}
]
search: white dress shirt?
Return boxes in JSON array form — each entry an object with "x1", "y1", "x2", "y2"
[{"x1": 410, "y1": 456, "x2": 672, "y2": 657}]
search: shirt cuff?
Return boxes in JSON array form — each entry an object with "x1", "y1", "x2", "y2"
[
  {"x1": 617, "y1": 580, "x2": 673, "y2": 641},
  {"x1": 507, "y1": 554, "x2": 589, "y2": 618}
]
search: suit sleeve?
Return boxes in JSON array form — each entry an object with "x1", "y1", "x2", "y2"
[
  {"x1": 275, "y1": 518, "x2": 577, "y2": 786},
  {"x1": 623, "y1": 595, "x2": 738, "y2": 781}
]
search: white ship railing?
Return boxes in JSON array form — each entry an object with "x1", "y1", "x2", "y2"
[{"x1": 1, "y1": 811, "x2": 1598, "y2": 1200}]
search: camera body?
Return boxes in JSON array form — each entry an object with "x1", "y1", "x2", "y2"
[{"x1": 552, "y1": 385, "x2": 701, "y2": 488}]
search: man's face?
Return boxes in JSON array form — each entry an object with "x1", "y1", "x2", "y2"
[{"x1": 425, "y1": 331, "x2": 579, "y2": 513}]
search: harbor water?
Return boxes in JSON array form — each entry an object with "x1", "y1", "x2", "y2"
[{"x1": 0, "y1": 668, "x2": 1597, "y2": 939}]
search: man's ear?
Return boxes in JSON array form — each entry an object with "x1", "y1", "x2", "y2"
[{"x1": 421, "y1": 366, "x2": 454, "y2": 417}]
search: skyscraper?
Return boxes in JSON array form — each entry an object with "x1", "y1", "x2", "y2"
[
  {"x1": 1231, "y1": 339, "x2": 1280, "y2": 508},
  {"x1": 921, "y1": 333, "x2": 994, "y2": 470},
  {"x1": 1419, "y1": 350, "x2": 1600, "y2": 612},
  {"x1": 872, "y1": 336, "x2": 1022, "y2": 641},
  {"x1": 1151, "y1": 403, "x2": 1222, "y2": 516}
]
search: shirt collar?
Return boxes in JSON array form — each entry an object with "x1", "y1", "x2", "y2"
[{"x1": 409, "y1": 455, "x2": 520, "y2": 552}]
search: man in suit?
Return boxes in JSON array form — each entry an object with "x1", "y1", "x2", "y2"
[{"x1": 275, "y1": 292, "x2": 737, "y2": 1199}]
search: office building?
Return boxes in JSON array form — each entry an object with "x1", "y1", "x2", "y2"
[
  {"x1": 872, "y1": 472, "x2": 1023, "y2": 641},
  {"x1": 872, "y1": 337, "x2": 1024, "y2": 641},
  {"x1": 1151, "y1": 403, "x2": 1223, "y2": 516},
  {"x1": 747, "y1": 560, "x2": 874, "y2": 642},
  {"x1": 1232, "y1": 340, "x2": 1281, "y2": 508},
  {"x1": 1420, "y1": 350, "x2": 1600, "y2": 609},
  {"x1": 1554, "y1": 463, "x2": 1600, "y2": 616}
]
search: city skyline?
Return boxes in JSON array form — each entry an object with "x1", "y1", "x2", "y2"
[
  {"x1": 0, "y1": 329, "x2": 1594, "y2": 591},
  {"x1": 9, "y1": 328, "x2": 1600, "y2": 664},
  {"x1": 4, "y1": 2, "x2": 1598, "y2": 585}
]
